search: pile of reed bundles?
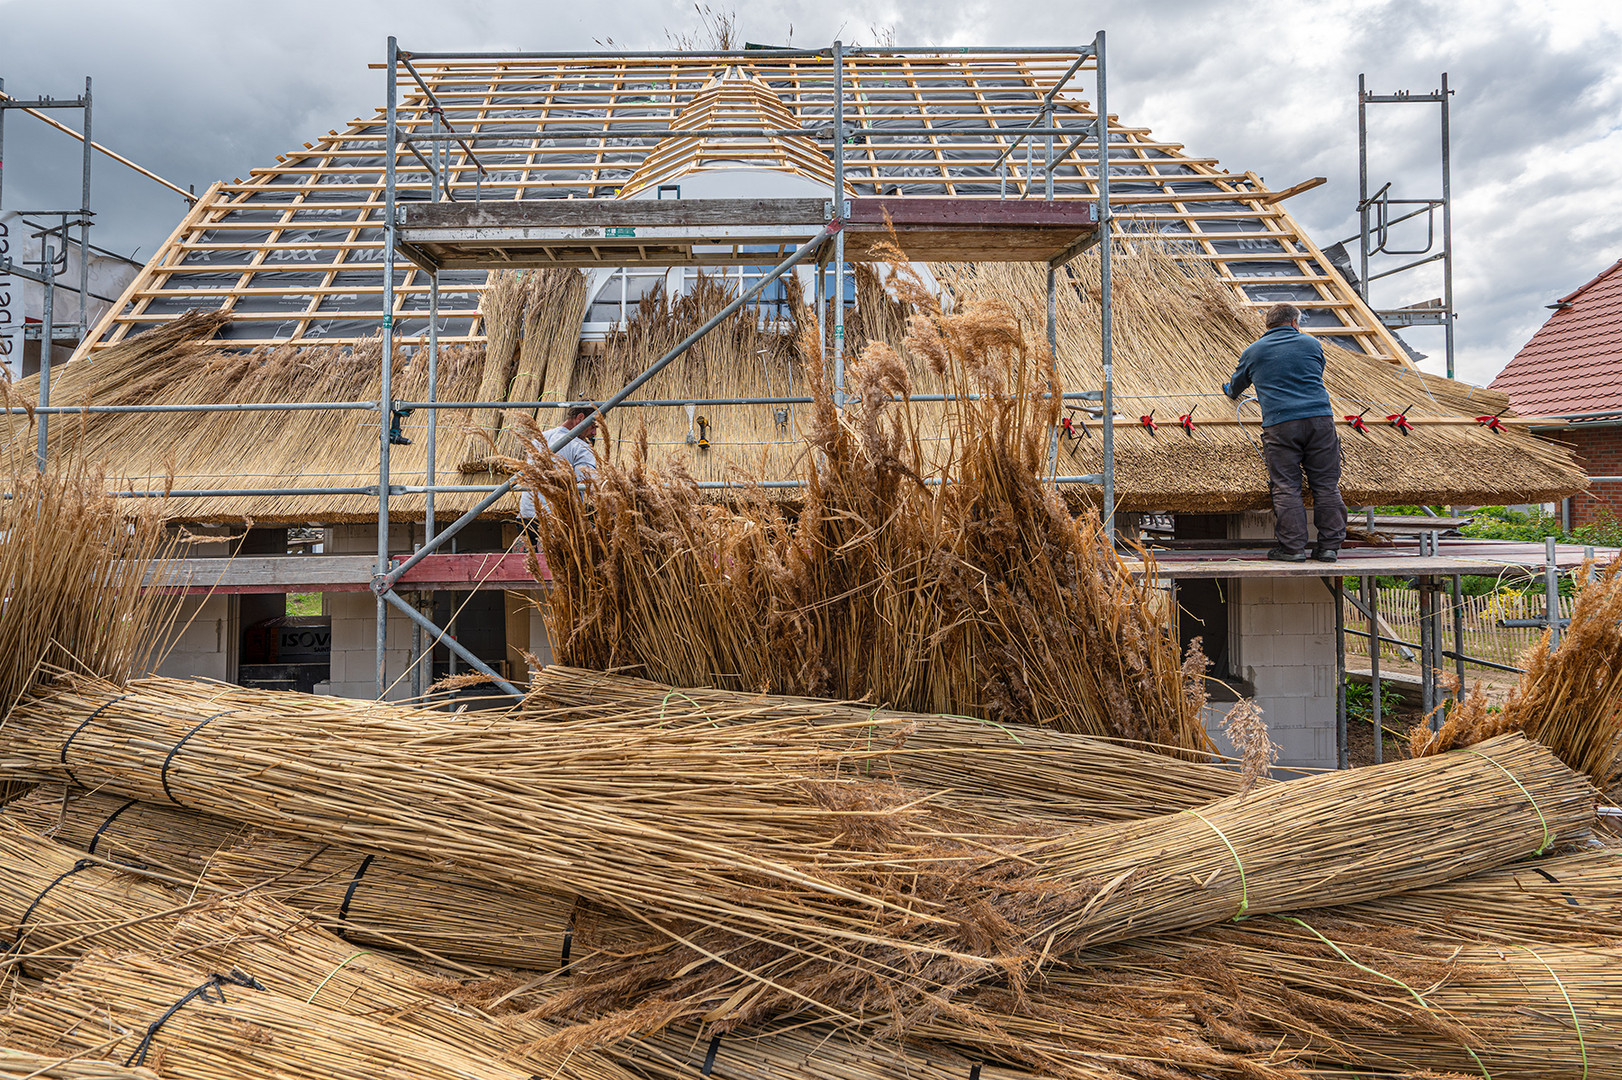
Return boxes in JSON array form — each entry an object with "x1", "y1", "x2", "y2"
[
  {"x1": 0, "y1": 660, "x2": 1609, "y2": 1078},
  {"x1": 523, "y1": 263, "x2": 1214, "y2": 745}
]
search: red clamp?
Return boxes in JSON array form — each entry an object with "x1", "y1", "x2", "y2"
[
  {"x1": 1386, "y1": 406, "x2": 1413, "y2": 436},
  {"x1": 1060, "y1": 416, "x2": 1076, "y2": 440},
  {"x1": 1178, "y1": 405, "x2": 1196, "y2": 436},
  {"x1": 1344, "y1": 408, "x2": 1371, "y2": 435},
  {"x1": 1475, "y1": 412, "x2": 1506, "y2": 433},
  {"x1": 1140, "y1": 411, "x2": 1159, "y2": 435}
]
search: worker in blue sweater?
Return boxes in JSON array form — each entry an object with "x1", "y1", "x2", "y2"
[{"x1": 1223, "y1": 303, "x2": 1347, "y2": 563}]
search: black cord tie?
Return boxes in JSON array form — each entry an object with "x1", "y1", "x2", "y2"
[
  {"x1": 124, "y1": 969, "x2": 267, "y2": 1068},
  {"x1": 700, "y1": 1035, "x2": 722, "y2": 1077},
  {"x1": 160, "y1": 711, "x2": 236, "y2": 807},
  {"x1": 337, "y1": 854, "x2": 377, "y2": 924},
  {"x1": 559, "y1": 896, "x2": 582, "y2": 973},
  {"x1": 969, "y1": 1064, "x2": 983, "y2": 1080},
  {"x1": 2, "y1": 859, "x2": 96, "y2": 978},
  {"x1": 87, "y1": 799, "x2": 140, "y2": 856},
  {"x1": 58, "y1": 695, "x2": 128, "y2": 788},
  {"x1": 1533, "y1": 866, "x2": 1582, "y2": 908}
]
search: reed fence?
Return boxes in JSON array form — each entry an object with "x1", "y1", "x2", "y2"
[{"x1": 1345, "y1": 586, "x2": 1571, "y2": 669}]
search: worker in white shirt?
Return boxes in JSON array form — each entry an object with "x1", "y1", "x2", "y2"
[{"x1": 517, "y1": 404, "x2": 600, "y2": 546}]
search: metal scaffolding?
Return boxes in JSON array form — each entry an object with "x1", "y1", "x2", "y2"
[{"x1": 370, "y1": 35, "x2": 1118, "y2": 699}]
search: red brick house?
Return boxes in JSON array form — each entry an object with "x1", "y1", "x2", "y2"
[{"x1": 1491, "y1": 258, "x2": 1622, "y2": 528}]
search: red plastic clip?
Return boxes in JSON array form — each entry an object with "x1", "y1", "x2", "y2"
[
  {"x1": 1386, "y1": 406, "x2": 1413, "y2": 436},
  {"x1": 1475, "y1": 413, "x2": 1505, "y2": 433},
  {"x1": 1344, "y1": 408, "x2": 1371, "y2": 435},
  {"x1": 1140, "y1": 411, "x2": 1158, "y2": 435},
  {"x1": 1178, "y1": 405, "x2": 1196, "y2": 436}
]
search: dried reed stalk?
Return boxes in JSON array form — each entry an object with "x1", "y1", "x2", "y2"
[
  {"x1": 527, "y1": 665, "x2": 1257, "y2": 822},
  {"x1": 2, "y1": 676, "x2": 1589, "y2": 1037},
  {"x1": 0, "y1": 466, "x2": 185, "y2": 718},
  {"x1": 1414, "y1": 559, "x2": 1622, "y2": 790},
  {"x1": 0, "y1": 1049, "x2": 158, "y2": 1080},
  {"x1": 2, "y1": 786, "x2": 575, "y2": 971},
  {"x1": 457, "y1": 269, "x2": 528, "y2": 470},
  {"x1": 525, "y1": 270, "x2": 1213, "y2": 748},
  {"x1": 494, "y1": 269, "x2": 589, "y2": 462}
]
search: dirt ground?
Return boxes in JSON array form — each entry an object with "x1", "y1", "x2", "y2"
[{"x1": 1343, "y1": 659, "x2": 1524, "y2": 767}]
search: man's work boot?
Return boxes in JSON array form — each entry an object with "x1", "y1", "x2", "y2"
[
  {"x1": 1267, "y1": 546, "x2": 1309, "y2": 563},
  {"x1": 1312, "y1": 546, "x2": 1340, "y2": 563}
]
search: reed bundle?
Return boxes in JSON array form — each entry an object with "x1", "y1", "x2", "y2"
[
  {"x1": 493, "y1": 268, "x2": 590, "y2": 463},
  {"x1": 525, "y1": 272, "x2": 1213, "y2": 747},
  {"x1": 5, "y1": 951, "x2": 544, "y2": 1080},
  {"x1": 526, "y1": 665, "x2": 1257, "y2": 821},
  {"x1": 2, "y1": 787, "x2": 576, "y2": 971},
  {"x1": 1414, "y1": 559, "x2": 1622, "y2": 790},
  {"x1": 7, "y1": 673, "x2": 1587, "y2": 1037},
  {"x1": 0, "y1": 467, "x2": 184, "y2": 719},
  {"x1": 457, "y1": 268, "x2": 528, "y2": 470},
  {"x1": 0, "y1": 1048, "x2": 157, "y2": 1080},
  {"x1": 0, "y1": 823, "x2": 634, "y2": 1080}
]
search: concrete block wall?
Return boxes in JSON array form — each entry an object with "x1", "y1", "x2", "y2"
[
  {"x1": 153, "y1": 596, "x2": 237, "y2": 682},
  {"x1": 1226, "y1": 575, "x2": 1339, "y2": 771},
  {"x1": 316, "y1": 589, "x2": 419, "y2": 702}
]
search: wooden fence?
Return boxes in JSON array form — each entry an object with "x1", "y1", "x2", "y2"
[{"x1": 1344, "y1": 587, "x2": 1571, "y2": 669}]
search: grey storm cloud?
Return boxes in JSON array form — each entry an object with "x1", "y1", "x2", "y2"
[{"x1": 2, "y1": 0, "x2": 1619, "y2": 386}]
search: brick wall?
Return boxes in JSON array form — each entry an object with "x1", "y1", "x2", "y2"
[{"x1": 1547, "y1": 426, "x2": 1622, "y2": 527}]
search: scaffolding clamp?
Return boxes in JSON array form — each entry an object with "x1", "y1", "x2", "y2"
[{"x1": 1386, "y1": 405, "x2": 1414, "y2": 436}]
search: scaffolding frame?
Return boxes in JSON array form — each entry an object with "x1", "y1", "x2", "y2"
[
  {"x1": 1354, "y1": 72, "x2": 1457, "y2": 377},
  {"x1": 371, "y1": 34, "x2": 1115, "y2": 698}
]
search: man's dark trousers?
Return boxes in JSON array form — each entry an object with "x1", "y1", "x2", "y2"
[{"x1": 1260, "y1": 415, "x2": 1347, "y2": 554}]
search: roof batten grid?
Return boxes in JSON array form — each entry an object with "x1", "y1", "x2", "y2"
[{"x1": 84, "y1": 48, "x2": 1387, "y2": 356}]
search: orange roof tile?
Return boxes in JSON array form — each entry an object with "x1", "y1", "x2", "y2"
[{"x1": 1490, "y1": 258, "x2": 1622, "y2": 417}]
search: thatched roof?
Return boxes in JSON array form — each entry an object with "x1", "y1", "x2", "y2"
[{"x1": 5, "y1": 245, "x2": 1583, "y2": 523}]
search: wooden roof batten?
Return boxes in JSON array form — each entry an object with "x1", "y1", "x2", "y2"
[{"x1": 78, "y1": 39, "x2": 1409, "y2": 361}]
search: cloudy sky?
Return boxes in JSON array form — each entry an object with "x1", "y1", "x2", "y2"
[{"x1": 3, "y1": 0, "x2": 1619, "y2": 387}]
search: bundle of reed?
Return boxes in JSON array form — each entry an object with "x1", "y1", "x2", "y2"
[
  {"x1": 0, "y1": 1049, "x2": 157, "y2": 1080},
  {"x1": 947, "y1": 244, "x2": 1586, "y2": 511},
  {"x1": 527, "y1": 665, "x2": 1258, "y2": 822},
  {"x1": 455, "y1": 269, "x2": 529, "y2": 471},
  {"x1": 524, "y1": 275, "x2": 1214, "y2": 748},
  {"x1": 1034, "y1": 917, "x2": 1622, "y2": 1080},
  {"x1": 2, "y1": 786, "x2": 577, "y2": 971},
  {"x1": 5, "y1": 952, "x2": 546, "y2": 1080},
  {"x1": 1330, "y1": 845, "x2": 1622, "y2": 944},
  {"x1": 494, "y1": 268, "x2": 589, "y2": 463},
  {"x1": 0, "y1": 466, "x2": 183, "y2": 719},
  {"x1": 1414, "y1": 559, "x2": 1622, "y2": 791},
  {"x1": 0, "y1": 823, "x2": 635, "y2": 1080},
  {"x1": 2, "y1": 673, "x2": 1594, "y2": 1037}
]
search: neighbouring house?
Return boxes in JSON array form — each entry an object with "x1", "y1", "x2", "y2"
[
  {"x1": 0, "y1": 46, "x2": 1587, "y2": 770},
  {"x1": 1490, "y1": 258, "x2": 1622, "y2": 529}
]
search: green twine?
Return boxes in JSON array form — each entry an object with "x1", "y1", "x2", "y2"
[
  {"x1": 1515, "y1": 944, "x2": 1585, "y2": 1080},
  {"x1": 1280, "y1": 916, "x2": 1491, "y2": 1079},
  {"x1": 1181, "y1": 809, "x2": 1248, "y2": 921},
  {"x1": 305, "y1": 951, "x2": 373, "y2": 1003},
  {"x1": 1462, "y1": 750, "x2": 1553, "y2": 855}
]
